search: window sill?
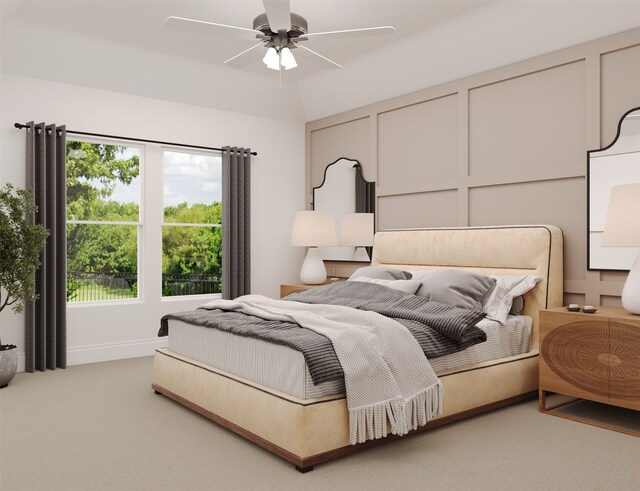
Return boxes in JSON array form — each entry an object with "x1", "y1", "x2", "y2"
[
  {"x1": 161, "y1": 293, "x2": 222, "y2": 303},
  {"x1": 67, "y1": 299, "x2": 142, "y2": 308}
]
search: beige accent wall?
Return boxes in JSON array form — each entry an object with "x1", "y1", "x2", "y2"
[{"x1": 306, "y1": 28, "x2": 640, "y2": 306}]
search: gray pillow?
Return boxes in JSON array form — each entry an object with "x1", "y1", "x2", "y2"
[
  {"x1": 510, "y1": 295, "x2": 525, "y2": 315},
  {"x1": 413, "y1": 269, "x2": 496, "y2": 311},
  {"x1": 349, "y1": 266, "x2": 412, "y2": 281},
  {"x1": 350, "y1": 277, "x2": 422, "y2": 294}
]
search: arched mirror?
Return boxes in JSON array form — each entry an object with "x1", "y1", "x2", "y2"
[
  {"x1": 588, "y1": 107, "x2": 640, "y2": 270},
  {"x1": 312, "y1": 157, "x2": 375, "y2": 261}
]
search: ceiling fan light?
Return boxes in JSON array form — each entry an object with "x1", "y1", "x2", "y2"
[
  {"x1": 280, "y1": 47, "x2": 298, "y2": 70},
  {"x1": 263, "y1": 47, "x2": 280, "y2": 70}
]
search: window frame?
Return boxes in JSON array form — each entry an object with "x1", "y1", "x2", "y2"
[{"x1": 65, "y1": 138, "x2": 225, "y2": 306}]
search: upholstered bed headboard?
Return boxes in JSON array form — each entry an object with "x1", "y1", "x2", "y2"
[{"x1": 371, "y1": 225, "x2": 564, "y2": 350}]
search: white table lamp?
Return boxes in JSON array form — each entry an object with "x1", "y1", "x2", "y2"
[
  {"x1": 291, "y1": 211, "x2": 337, "y2": 284},
  {"x1": 601, "y1": 183, "x2": 640, "y2": 314},
  {"x1": 340, "y1": 213, "x2": 374, "y2": 261}
]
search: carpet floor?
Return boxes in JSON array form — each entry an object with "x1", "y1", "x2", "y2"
[{"x1": 0, "y1": 356, "x2": 638, "y2": 490}]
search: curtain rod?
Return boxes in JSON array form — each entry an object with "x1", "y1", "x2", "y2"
[{"x1": 13, "y1": 123, "x2": 257, "y2": 156}]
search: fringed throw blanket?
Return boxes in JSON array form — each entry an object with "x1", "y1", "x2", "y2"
[{"x1": 199, "y1": 294, "x2": 443, "y2": 445}]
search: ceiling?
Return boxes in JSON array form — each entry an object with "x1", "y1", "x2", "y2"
[
  {"x1": 0, "y1": 1, "x2": 491, "y2": 79},
  {"x1": 1, "y1": 1, "x2": 640, "y2": 122}
]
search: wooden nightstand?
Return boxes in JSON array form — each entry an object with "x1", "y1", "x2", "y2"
[
  {"x1": 539, "y1": 306, "x2": 640, "y2": 436},
  {"x1": 280, "y1": 282, "x2": 332, "y2": 298}
]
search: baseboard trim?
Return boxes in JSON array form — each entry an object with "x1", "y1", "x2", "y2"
[{"x1": 17, "y1": 338, "x2": 168, "y2": 372}]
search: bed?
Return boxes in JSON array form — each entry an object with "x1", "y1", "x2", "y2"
[{"x1": 152, "y1": 225, "x2": 563, "y2": 471}]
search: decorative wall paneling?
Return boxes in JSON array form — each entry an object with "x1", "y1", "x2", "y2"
[
  {"x1": 378, "y1": 95, "x2": 459, "y2": 193},
  {"x1": 306, "y1": 117, "x2": 372, "y2": 205},
  {"x1": 378, "y1": 190, "x2": 459, "y2": 230},
  {"x1": 601, "y1": 44, "x2": 640, "y2": 145},
  {"x1": 306, "y1": 28, "x2": 640, "y2": 306}
]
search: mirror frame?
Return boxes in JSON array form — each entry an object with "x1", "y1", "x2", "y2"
[
  {"x1": 312, "y1": 157, "x2": 375, "y2": 262},
  {"x1": 587, "y1": 106, "x2": 640, "y2": 271}
]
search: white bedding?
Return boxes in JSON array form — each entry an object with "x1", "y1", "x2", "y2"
[{"x1": 166, "y1": 315, "x2": 532, "y2": 400}]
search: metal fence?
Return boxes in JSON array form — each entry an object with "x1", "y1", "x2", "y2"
[
  {"x1": 67, "y1": 271, "x2": 221, "y2": 302},
  {"x1": 162, "y1": 273, "x2": 221, "y2": 297}
]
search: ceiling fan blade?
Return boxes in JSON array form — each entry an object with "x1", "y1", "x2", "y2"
[
  {"x1": 262, "y1": 0, "x2": 291, "y2": 32},
  {"x1": 299, "y1": 26, "x2": 395, "y2": 41},
  {"x1": 224, "y1": 42, "x2": 265, "y2": 65},
  {"x1": 297, "y1": 44, "x2": 342, "y2": 69},
  {"x1": 165, "y1": 16, "x2": 266, "y2": 41}
]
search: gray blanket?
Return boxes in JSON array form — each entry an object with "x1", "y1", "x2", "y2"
[{"x1": 159, "y1": 281, "x2": 487, "y2": 385}]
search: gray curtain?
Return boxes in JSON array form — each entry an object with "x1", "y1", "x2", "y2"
[
  {"x1": 24, "y1": 122, "x2": 67, "y2": 372},
  {"x1": 354, "y1": 163, "x2": 375, "y2": 215},
  {"x1": 355, "y1": 163, "x2": 375, "y2": 259},
  {"x1": 222, "y1": 146, "x2": 251, "y2": 299}
]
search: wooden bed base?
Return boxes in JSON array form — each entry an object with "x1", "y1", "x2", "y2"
[{"x1": 153, "y1": 225, "x2": 564, "y2": 471}]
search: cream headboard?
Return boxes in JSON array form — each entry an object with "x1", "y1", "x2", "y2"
[{"x1": 371, "y1": 225, "x2": 564, "y2": 350}]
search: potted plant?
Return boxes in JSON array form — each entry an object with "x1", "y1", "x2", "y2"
[{"x1": 0, "y1": 183, "x2": 48, "y2": 388}]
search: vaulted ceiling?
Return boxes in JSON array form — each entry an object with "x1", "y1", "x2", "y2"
[{"x1": 2, "y1": 1, "x2": 639, "y2": 122}]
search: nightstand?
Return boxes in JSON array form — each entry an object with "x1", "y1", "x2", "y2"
[
  {"x1": 280, "y1": 282, "x2": 339, "y2": 298},
  {"x1": 539, "y1": 306, "x2": 640, "y2": 436}
]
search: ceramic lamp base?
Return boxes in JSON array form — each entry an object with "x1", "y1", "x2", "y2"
[
  {"x1": 622, "y1": 249, "x2": 640, "y2": 315},
  {"x1": 300, "y1": 247, "x2": 327, "y2": 285}
]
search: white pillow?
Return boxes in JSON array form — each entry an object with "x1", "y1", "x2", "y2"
[
  {"x1": 349, "y1": 276, "x2": 421, "y2": 294},
  {"x1": 483, "y1": 275, "x2": 541, "y2": 325}
]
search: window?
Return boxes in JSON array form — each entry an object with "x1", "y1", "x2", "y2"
[
  {"x1": 65, "y1": 140, "x2": 223, "y2": 303},
  {"x1": 66, "y1": 141, "x2": 141, "y2": 303},
  {"x1": 162, "y1": 151, "x2": 222, "y2": 297}
]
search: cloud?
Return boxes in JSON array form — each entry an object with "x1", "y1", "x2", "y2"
[
  {"x1": 81, "y1": 147, "x2": 222, "y2": 208},
  {"x1": 163, "y1": 151, "x2": 222, "y2": 206}
]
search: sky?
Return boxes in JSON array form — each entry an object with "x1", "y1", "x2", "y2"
[{"x1": 162, "y1": 150, "x2": 222, "y2": 207}]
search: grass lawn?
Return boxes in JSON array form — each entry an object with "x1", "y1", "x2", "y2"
[{"x1": 69, "y1": 281, "x2": 136, "y2": 302}]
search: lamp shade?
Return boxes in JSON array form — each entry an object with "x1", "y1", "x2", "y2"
[
  {"x1": 601, "y1": 183, "x2": 640, "y2": 247},
  {"x1": 291, "y1": 211, "x2": 337, "y2": 247},
  {"x1": 339, "y1": 213, "x2": 374, "y2": 246}
]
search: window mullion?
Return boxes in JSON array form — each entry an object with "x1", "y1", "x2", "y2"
[{"x1": 144, "y1": 144, "x2": 165, "y2": 303}]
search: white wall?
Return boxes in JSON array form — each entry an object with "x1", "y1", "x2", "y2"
[{"x1": 0, "y1": 74, "x2": 305, "y2": 369}]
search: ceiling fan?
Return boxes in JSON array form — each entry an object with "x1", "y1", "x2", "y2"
[{"x1": 166, "y1": 0, "x2": 395, "y2": 72}]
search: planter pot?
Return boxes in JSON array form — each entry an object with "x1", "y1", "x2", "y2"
[{"x1": 0, "y1": 345, "x2": 18, "y2": 388}]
